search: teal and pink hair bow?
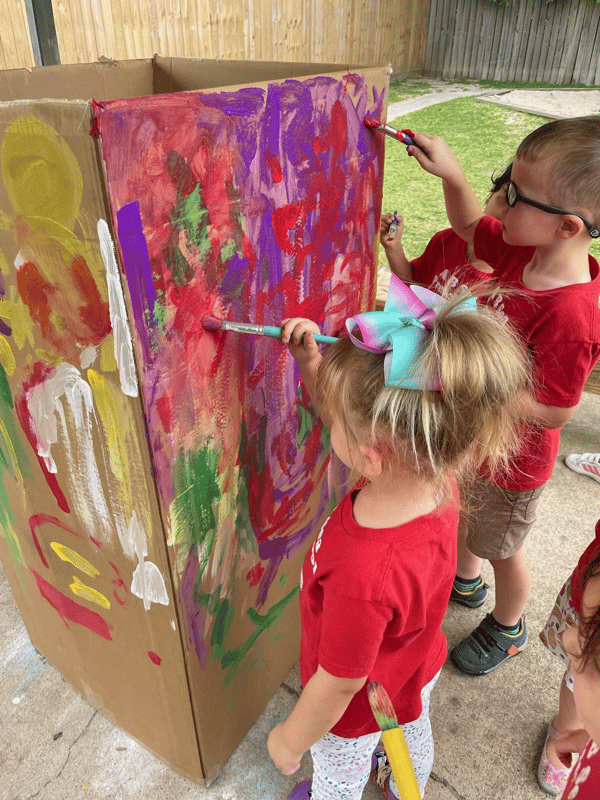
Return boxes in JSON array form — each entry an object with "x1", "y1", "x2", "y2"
[{"x1": 346, "y1": 275, "x2": 477, "y2": 390}]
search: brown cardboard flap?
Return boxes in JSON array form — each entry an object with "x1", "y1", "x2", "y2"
[
  {"x1": 152, "y1": 54, "x2": 377, "y2": 94},
  {"x1": 0, "y1": 59, "x2": 154, "y2": 102}
]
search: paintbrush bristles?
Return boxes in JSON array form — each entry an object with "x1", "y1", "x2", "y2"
[{"x1": 367, "y1": 681, "x2": 398, "y2": 731}]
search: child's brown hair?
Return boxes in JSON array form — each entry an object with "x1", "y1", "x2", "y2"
[
  {"x1": 516, "y1": 116, "x2": 600, "y2": 224},
  {"x1": 576, "y1": 553, "x2": 600, "y2": 672},
  {"x1": 316, "y1": 288, "x2": 531, "y2": 484}
]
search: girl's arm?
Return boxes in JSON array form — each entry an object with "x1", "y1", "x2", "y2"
[
  {"x1": 553, "y1": 729, "x2": 591, "y2": 768},
  {"x1": 407, "y1": 133, "x2": 483, "y2": 246},
  {"x1": 280, "y1": 318, "x2": 333, "y2": 428},
  {"x1": 268, "y1": 665, "x2": 367, "y2": 774}
]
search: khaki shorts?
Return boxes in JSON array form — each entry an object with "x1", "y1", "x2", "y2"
[{"x1": 460, "y1": 480, "x2": 545, "y2": 560}]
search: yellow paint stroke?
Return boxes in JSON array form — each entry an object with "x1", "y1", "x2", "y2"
[
  {"x1": 0, "y1": 246, "x2": 9, "y2": 274},
  {"x1": 50, "y1": 541, "x2": 100, "y2": 578},
  {"x1": 87, "y1": 368, "x2": 151, "y2": 534},
  {"x1": 1, "y1": 290, "x2": 36, "y2": 351},
  {"x1": 69, "y1": 575, "x2": 111, "y2": 609},
  {"x1": 87, "y1": 369, "x2": 128, "y2": 486},
  {"x1": 99, "y1": 337, "x2": 117, "y2": 373},
  {"x1": 0, "y1": 337, "x2": 15, "y2": 375},
  {"x1": 35, "y1": 348, "x2": 62, "y2": 365},
  {"x1": 1, "y1": 115, "x2": 83, "y2": 229},
  {"x1": 0, "y1": 208, "x2": 11, "y2": 232},
  {"x1": 0, "y1": 417, "x2": 27, "y2": 505}
]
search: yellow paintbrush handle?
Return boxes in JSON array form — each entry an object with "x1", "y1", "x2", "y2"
[{"x1": 381, "y1": 727, "x2": 421, "y2": 800}]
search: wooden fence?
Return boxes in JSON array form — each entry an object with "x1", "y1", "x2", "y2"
[
  {"x1": 424, "y1": 0, "x2": 600, "y2": 85},
  {"x1": 0, "y1": 0, "x2": 428, "y2": 73}
]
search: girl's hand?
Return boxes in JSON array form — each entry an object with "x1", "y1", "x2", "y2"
[
  {"x1": 553, "y1": 728, "x2": 591, "y2": 768},
  {"x1": 267, "y1": 723, "x2": 303, "y2": 775},
  {"x1": 407, "y1": 133, "x2": 466, "y2": 185},
  {"x1": 280, "y1": 318, "x2": 321, "y2": 365}
]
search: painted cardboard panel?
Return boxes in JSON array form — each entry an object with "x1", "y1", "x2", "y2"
[
  {"x1": 0, "y1": 59, "x2": 388, "y2": 785},
  {"x1": 93, "y1": 67, "x2": 387, "y2": 779},
  {"x1": 0, "y1": 100, "x2": 202, "y2": 778}
]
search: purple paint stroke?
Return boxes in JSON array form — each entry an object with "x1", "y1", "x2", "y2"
[
  {"x1": 117, "y1": 201, "x2": 156, "y2": 362},
  {"x1": 180, "y1": 548, "x2": 209, "y2": 668},
  {"x1": 255, "y1": 555, "x2": 282, "y2": 609}
]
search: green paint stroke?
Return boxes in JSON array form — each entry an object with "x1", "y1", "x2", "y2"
[
  {"x1": 0, "y1": 363, "x2": 31, "y2": 586},
  {"x1": 172, "y1": 444, "x2": 221, "y2": 578},
  {"x1": 198, "y1": 584, "x2": 299, "y2": 686},
  {"x1": 220, "y1": 586, "x2": 299, "y2": 686}
]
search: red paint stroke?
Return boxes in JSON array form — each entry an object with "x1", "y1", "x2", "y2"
[
  {"x1": 16, "y1": 254, "x2": 111, "y2": 359},
  {"x1": 148, "y1": 651, "x2": 162, "y2": 665},
  {"x1": 246, "y1": 563, "x2": 264, "y2": 587},
  {"x1": 265, "y1": 152, "x2": 283, "y2": 183},
  {"x1": 30, "y1": 567, "x2": 112, "y2": 641},
  {"x1": 70, "y1": 255, "x2": 112, "y2": 343},
  {"x1": 272, "y1": 203, "x2": 302, "y2": 254},
  {"x1": 15, "y1": 392, "x2": 70, "y2": 514},
  {"x1": 109, "y1": 561, "x2": 128, "y2": 606},
  {"x1": 313, "y1": 100, "x2": 347, "y2": 156},
  {"x1": 29, "y1": 513, "x2": 97, "y2": 568}
]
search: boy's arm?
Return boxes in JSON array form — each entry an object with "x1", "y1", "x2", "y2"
[
  {"x1": 408, "y1": 133, "x2": 483, "y2": 246},
  {"x1": 268, "y1": 665, "x2": 367, "y2": 774},
  {"x1": 519, "y1": 393, "x2": 576, "y2": 429},
  {"x1": 380, "y1": 213, "x2": 413, "y2": 282}
]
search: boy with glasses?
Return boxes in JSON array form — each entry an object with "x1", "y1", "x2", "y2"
[{"x1": 406, "y1": 117, "x2": 600, "y2": 676}]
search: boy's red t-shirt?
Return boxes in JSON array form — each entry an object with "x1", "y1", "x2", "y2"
[
  {"x1": 474, "y1": 216, "x2": 600, "y2": 490},
  {"x1": 411, "y1": 227, "x2": 491, "y2": 292},
  {"x1": 299, "y1": 486, "x2": 459, "y2": 737}
]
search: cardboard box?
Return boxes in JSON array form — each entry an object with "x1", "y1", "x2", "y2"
[{"x1": 0, "y1": 55, "x2": 387, "y2": 783}]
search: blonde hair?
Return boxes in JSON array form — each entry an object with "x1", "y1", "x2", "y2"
[
  {"x1": 516, "y1": 116, "x2": 600, "y2": 223},
  {"x1": 317, "y1": 289, "x2": 530, "y2": 484}
]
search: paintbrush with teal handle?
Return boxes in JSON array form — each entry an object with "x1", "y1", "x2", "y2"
[{"x1": 202, "y1": 314, "x2": 338, "y2": 345}]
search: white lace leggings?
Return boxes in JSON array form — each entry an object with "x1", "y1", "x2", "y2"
[{"x1": 309, "y1": 670, "x2": 440, "y2": 800}]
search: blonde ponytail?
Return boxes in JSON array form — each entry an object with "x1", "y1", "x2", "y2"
[{"x1": 317, "y1": 286, "x2": 531, "y2": 484}]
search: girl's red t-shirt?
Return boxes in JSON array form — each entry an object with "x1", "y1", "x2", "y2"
[{"x1": 299, "y1": 485, "x2": 459, "y2": 737}]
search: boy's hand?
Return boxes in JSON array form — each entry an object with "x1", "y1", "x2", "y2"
[
  {"x1": 280, "y1": 318, "x2": 321, "y2": 365},
  {"x1": 267, "y1": 723, "x2": 303, "y2": 775},
  {"x1": 380, "y1": 212, "x2": 404, "y2": 247},
  {"x1": 407, "y1": 132, "x2": 466, "y2": 185}
]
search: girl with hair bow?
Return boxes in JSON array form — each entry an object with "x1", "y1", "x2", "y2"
[{"x1": 267, "y1": 276, "x2": 532, "y2": 800}]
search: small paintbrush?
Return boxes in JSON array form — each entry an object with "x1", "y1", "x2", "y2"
[
  {"x1": 367, "y1": 681, "x2": 421, "y2": 800},
  {"x1": 364, "y1": 116, "x2": 422, "y2": 150},
  {"x1": 201, "y1": 315, "x2": 338, "y2": 345}
]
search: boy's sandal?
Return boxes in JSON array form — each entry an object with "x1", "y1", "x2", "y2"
[{"x1": 537, "y1": 722, "x2": 571, "y2": 796}]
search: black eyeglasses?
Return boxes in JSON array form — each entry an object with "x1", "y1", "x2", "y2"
[{"x1": 505, "y1": 180, "x2": 600, "y2": 239}]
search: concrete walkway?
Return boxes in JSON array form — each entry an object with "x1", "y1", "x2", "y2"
[{"x1": 3, "y1": 394, "x2": 600, "y2": 800}]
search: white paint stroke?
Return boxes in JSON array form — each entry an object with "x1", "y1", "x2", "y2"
[
  {"x1": 127, "y1": 511, "x2": 169, "y2": 610},
  {"x1": 26, "y1": 362, "x2": 114, "y2": 543},
  {"x1": 97, "y1": 219, "x2": 138, "y2": 397},
  {"x1": 80, "y1": 345, "x2": 97, "y2": 369}
]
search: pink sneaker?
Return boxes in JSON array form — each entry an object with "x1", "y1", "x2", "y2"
[
  {"x1": 537, "y1": 723, "x2": 570, "y2": 796},
  {"x1": 565, "y1": 453, "x2": 600, "y2": 483}
]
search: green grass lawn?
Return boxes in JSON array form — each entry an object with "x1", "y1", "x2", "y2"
[{"x1": 381, "y1": 88, "x2": 600, "y2": 264}]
